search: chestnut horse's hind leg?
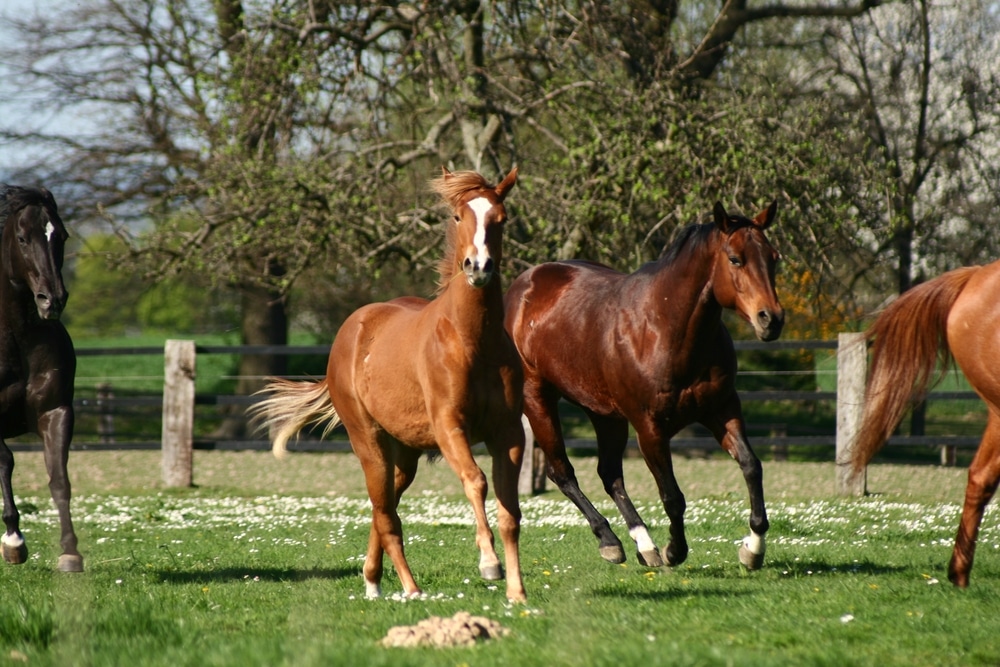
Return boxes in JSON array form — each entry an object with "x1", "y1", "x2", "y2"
[
  {"x1": 356, "y1": 438, "x2": 421, "y2": 598},
  {"x1": 0, "y1": 437, "x2": 28, "y2": 565},
  {"x1": 703, "y1": 400, "x2": 769, "y2": 570},
  {"x1": 40, "y1": 407, "x2": 83, "y2": 572},
  {"x1": 949, "y1": 412, "x2": 1000, "y2": 587},
  {"x1": 523, "y1": 386, "x2": 626, "y2": 564},
  {"x1": 589, "y1": 410, "x2": 663, "y2": 567}
]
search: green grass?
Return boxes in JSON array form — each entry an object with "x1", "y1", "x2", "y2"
[{"x1": 2, "y1": 452, "x2": 998, "y2": 666}]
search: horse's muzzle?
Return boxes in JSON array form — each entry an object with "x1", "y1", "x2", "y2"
[
  {"x1": 755, "y1": 309, "x2": 784, "y2": 342},
  {"x1": 463, "y1": 256, "x2": 494, "y2": 288},
  {"x1": 36, "y1": 291, "x2": 67, "y2": 320}
]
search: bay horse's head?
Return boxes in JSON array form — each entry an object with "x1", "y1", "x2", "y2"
[
  {"x1": 711, "y1": 200, "x2": 784, "y2": 342},
  {"x1": 0, "y1": 185, "x2": 69, "y2": 320},
  {"x1": 432, "y1": 167, "x2": 518, "y2": 289}
]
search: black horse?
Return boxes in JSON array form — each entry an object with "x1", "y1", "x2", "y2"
[{"x1": 0, "y1": 185, "x2": 82, "y2": 572}]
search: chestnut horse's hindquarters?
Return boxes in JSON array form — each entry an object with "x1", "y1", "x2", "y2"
[
  {"x1": 851, "y1": 264, "x2": 1000, "y2": 587},
  {"x1": 248, "y1": 378, "x2": 341, "y2": 459}
]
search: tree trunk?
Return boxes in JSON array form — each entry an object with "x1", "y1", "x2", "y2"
[{"x1": 214, "y1": 281, "x2": 288, "y2": 439}]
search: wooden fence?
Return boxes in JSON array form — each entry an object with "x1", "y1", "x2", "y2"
[{"x1": 12, "y1": 336, "x2": 983, "y2": 496}]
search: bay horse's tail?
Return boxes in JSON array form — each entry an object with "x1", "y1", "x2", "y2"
[
  {"x1": 248, "y1": 378, "x2": 341, "y2": 459},
  {"x1": 852, "y1": 266, "x2": 980, "y2": 473}
]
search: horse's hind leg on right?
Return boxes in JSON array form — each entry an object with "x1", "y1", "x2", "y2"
[{"x1": 949, "y1": 411, "x2": 1000, "y2": 587}]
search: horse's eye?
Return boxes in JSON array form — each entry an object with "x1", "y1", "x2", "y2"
[
  {"x1": 728, "y1": 256, "x2": 742, "y2": 267},
  {"x1": 17, "y1": 235, "x2": 27, "y2": 246}
]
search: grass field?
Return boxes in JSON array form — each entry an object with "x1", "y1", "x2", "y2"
[{"x1": 2, "y1": 451, "x2": 998, "y2": 666}]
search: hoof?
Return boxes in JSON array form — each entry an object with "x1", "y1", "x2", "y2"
[
  {"x1": 480, "y1": 564, "x2": 504, "y2": 581},
  {"x1": 58, "y1": 554, "x2": 84, "y2": 573},
  {"x1": 2, "y1": 541, "x2": 28, "y2": 565},
  {"x1": 739, "y1": 544, "x2": 765, "y2": 570},
  {"x1": 660, "y1": 543, "x2": 688, "y2": 567},
  {"x1": 599, "y1": 545, "x2": 626, "y2": 564},
  {"x1": 637, "y1": 549, "x2": 664, "y2": 568}
]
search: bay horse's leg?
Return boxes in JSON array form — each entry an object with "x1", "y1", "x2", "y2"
[
  {"x1": 40, "y1": 406, "x2": 83, "y2": 572},
  {"x1": 523, "y1": 381, "x2": 626, "y2": 563},
  {"x1": 949, "y1": 412, "x2": 1000, "y2": 587},
  {"x1": 632, "y1": 418, "x2": 688, "y2": 567},
  {"x1": 355, "y1": 438, "x2": 421, "y2": 598},
  {"x1": 486, "y1": 420, "x2": 527, "y2": 603},
  {"x1": 587, "y1": 409, "x2": 663, "y2": 567},
  {"x1": 0, "y1": 436, "x2": 28, "y2": 565},
  {"x1": 702, "y1": 396, "x2": 769, "y2": 570}
]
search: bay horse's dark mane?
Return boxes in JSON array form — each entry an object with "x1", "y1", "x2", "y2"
[
  {"x1": 430, "y1": 171, "x2": 493, "y2": 292},
  {"x1": 0, "y1": 185, "x2": 58, "y2": 235},
  {"x1": 658, "y1": 215, "x2": 755, "y2": 268}
]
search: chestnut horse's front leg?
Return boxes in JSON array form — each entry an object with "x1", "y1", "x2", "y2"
[
  {"x1": 486, "y1": 417, "x2": 526, "y2": 603},
  {"x1": 39, "y1": 406, "x2": 83, "y2": 572}
]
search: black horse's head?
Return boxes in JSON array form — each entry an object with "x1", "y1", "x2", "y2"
[{"x1": 0, "y1": 185, "x2": 70, "y2": 320}]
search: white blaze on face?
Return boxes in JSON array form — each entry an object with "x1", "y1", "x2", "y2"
[
  {"x1": 45, "y1": 221, "x2": 55, "y2": 244},
  {"x1": 466, "y1": 197, "x2": 494, "y2": 268}
]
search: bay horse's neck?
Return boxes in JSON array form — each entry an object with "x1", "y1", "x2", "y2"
[{"x1": 641, "y1": 226, "x2": 725, "y2": 360}]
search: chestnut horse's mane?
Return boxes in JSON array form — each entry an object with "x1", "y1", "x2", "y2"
[{"x1": 430, "y1": 170, "x2": 494, "y2": 292}]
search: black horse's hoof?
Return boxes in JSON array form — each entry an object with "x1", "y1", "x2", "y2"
[
  {"x1": 58, "y1": 553, "x2": 84, "y2": 572},
  {"x1": 2, "y1": 540, "x2": 28, "y2": 565},
  {"x1": 661, "y1": 543, "x2": 688, "y2": 567},
  {"x1": 599, "y1": 544, "x2": 626, "y2": 564}
]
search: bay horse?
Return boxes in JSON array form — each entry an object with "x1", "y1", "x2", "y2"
[
  {"x1": 250, "y1": 168, "x2": 526, "y2": 601},
  {"x1": 0, "y1": 185, "x2": 82, "y2": 572},
  {"x1": 504, "y1": 201, "x2": 783, "y2": 570},
  {"x1": 851, "y1": 260, "x2": 1000, "y2": 587}
]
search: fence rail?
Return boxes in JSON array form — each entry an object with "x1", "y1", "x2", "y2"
[{"x1": 9, "y1": 337, "x2": 985, "y2": 495}]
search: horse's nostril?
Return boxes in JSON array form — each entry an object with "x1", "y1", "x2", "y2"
[
  {"x1": 758, "y1": 310, "x2": 771, "y2": 325},
  {"x1": 464, "y1": 257, "x2": 473, "y2": 269},
  {"x1": 482, "y1": 258, "x2": 494, "y2": 274}
]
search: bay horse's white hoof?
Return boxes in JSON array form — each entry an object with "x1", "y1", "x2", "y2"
[
  {"x1": 58, "y1": 553, "x2": 84, "y2": 572},
  {"x1": 1, "y1": 533, "x2": 27, "y2": 565},
  {"x1": 637, "y1": 549, "x2": 664, "y2": 568},
  {"x1": 739, "y1": 532, "x2": 766, "y2": 570}
]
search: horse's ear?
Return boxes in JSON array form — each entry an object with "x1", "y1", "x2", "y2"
[
  {"x1": 754, "y1": 199, "x2": 778, "y2": 229},
  {"x1": 712, "y1": 201, "x2": 733, "y2": 233},
  {"x1": 495, "y1": 166, "x2": 518, "y2": 201},
  {"x1": 441, "y1": 166, "x2": 453, "y2": 180}
]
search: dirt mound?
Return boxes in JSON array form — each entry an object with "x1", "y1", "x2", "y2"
[{"x1": 381, "y1": 611, "x2": 510, "y2": 648}]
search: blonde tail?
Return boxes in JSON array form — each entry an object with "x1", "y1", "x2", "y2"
[{"x1": 247, "y1": 378, "x2": 341, "y2": 459}]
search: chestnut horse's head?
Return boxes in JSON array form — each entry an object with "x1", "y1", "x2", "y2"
[
  {"x1": 433, "y1": 167, "x2": 518, "y2": 289},
  {"x1": 0, "y1": 185, "x2": 69, "y2": 321},
  {"x1": 711, "y1": 200, "x2": 784, "y2": 342}
]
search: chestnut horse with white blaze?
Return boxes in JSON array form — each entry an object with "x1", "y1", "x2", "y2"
[
  {"x1": 852, "y1": 260, "x2": 1000, "y2": 587},
  {"x1": 250, "y1": 168, "x2": 526, "y2": 602},
  {"x1": 504, "y1": 201, "x2": 783, "y2": 570},
  {"x1": 0, "y1": 185, "x2": 82, "y2": 573}
]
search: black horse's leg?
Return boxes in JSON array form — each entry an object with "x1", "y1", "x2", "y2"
[
  {"x1": 523, "y1": 381, "x2": 625, "y2": 563},
  {"x1": 703, "y1": 394, "x2": 769, "y2": 570},
  {"x1": 39, "y1": 406, "x2": 83, "y2": 571},
  {"x1": 633, "y1": 417, "x2": 688, "y2": 567},
  {"x1": 587, "y1": 409, "x2": 663, "y2": 567},
  {"x1": 0, "y1": 434, "x2": 28, "y2": 565}
]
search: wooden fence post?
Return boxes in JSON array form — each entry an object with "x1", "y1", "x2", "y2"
[
  {"x1": 836, "y1": 332, "x2": 867, "y2": 496},
  {"x1": 162, "y1": 340, "x2": 195, "y2": 487}
]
